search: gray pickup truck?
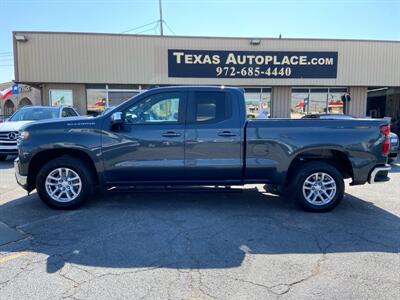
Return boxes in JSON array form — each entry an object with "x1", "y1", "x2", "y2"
[{"x1": 15, "y1": 86, "x2": 391, "y2": 212}]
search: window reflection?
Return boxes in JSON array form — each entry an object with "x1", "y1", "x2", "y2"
[
  {"x1": 86, "y1": 88, "x2": 142, "y2": 116},
  {"x1": 327, "y1": 90, "x2": 345, "y2": 114},
  {"x1": 87, "y1": 89, "x2": 107, "y2": 116},
  {"x1": 291, "y1": 88, "x2": 347, "y2": 118},
  {"x1": 309, "y1": 89, "x2": 328, "y2": 115},
  {"x1": 108, "y1": 91, "x2": 139, "y2": 107},
  {"x1": 124, "y1": 94, "x2": 180, "y2": 124},
  {"x1": 244, "y1": 88, "x2": 271, "y2": 119}
]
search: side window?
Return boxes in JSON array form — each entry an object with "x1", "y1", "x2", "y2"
[
  {"x1": 193, "y1": 92, "x2": 231, "y2": 123},
  {"x1": 62, "y1": 108, "x2": 77, "y2": 117},
  {"x1": 124, "y1": 93, "x2": 182, "y2": 124}
]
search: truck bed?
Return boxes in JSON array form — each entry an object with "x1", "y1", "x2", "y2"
[{"x1": 245, "y1": 118, "x2": 388, "y2": 184}]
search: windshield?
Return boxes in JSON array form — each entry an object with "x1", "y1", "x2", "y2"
[{"x1": 9, "y1": 107, "x2": 59, "y2": 121}]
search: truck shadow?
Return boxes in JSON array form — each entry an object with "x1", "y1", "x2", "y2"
[
  {"x1": 0, "y1": 158, "x2": 14, "y2": 170},
  {"x1": 0, "y1": 187, "x2": 399, "y2": 273}
]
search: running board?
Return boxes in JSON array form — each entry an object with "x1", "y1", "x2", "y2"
[{"x1": 107, "y1": 185, "x2": 244, "y2": 193}]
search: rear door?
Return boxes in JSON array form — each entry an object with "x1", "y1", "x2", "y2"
[{"x1": 184, "y1": 91, "x2": 243, "y2": 182}]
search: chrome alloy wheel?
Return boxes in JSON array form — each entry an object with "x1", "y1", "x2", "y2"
[
  {"x1": 302, "y1": 172, "x2": 337, "y2": 206},
  {"x1": 45, "y1": 168, "x2": 82, "y2": 202}
]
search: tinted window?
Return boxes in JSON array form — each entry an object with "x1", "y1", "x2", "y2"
[
  {"x1": 9, "y1": 108, "x2": 59, "y2": 121},
  {"x1": 62, "y1": 108, "x2": 78, "y2": 117},
  {"x1": 124, "y1": 92, "x2": 182, "y2": 124},
  {"x1": 193, "y1": 92, "x2": 230, "y2": 123}
]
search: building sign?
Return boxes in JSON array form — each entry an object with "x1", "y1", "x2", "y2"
[{"x1": 168, "y1": 49, "x2": 338, "y2": 79}]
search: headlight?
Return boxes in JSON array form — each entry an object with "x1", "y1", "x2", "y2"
[{"x1": 19, "y1": 131, "x2": 30, "y2": 140}]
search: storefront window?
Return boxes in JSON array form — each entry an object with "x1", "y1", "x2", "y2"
[
  {"x1": 86, "y1": 87, "x2": 142, "y2": 116},
  {"x1": 87, "y1": 89, "x2": 107, "y2": 116},
  {"x1": 49, "y1": 89, "x2": 73, "y2": 107},
  {"x1": 291, "y1": 88, "x2": 309, "y2": 119},
  {"x1": 309, "y1": 88, "x2": 328, "y2": 115},
  {"x1": 108, "y1": 91, "x2": 139, "y2": 107},
  {"x1": 291, "y1": 87, "x2": 347, "y2": 118},
  {"x1": 327, "y1": 88, "x2": 346, "y2": 114},
  {"x1": 244, "y1": 88, "x2": 271, "y2": 119}
]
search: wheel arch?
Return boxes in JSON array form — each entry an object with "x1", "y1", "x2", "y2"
[
  {"x1": 27, "y1": 148, "x2": 102, "y2": 191},
  {"x1": 284, "y1": 147, "x2": 354, "y2": 187}
]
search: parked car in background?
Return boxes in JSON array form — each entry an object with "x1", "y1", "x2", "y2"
[
  {"x1": 388, "y1": 132, "x2": 399, "y2": 163},
  {"x1": 301, "y1": 113, "x2": 355, "y2": 120},
  {"x1": 0, "y1": 106, "x2": 79, "y2": 161}
]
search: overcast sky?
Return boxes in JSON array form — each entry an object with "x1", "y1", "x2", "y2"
[{"x1": 1, "y1": 0, "x2": 399, "y2": 83}]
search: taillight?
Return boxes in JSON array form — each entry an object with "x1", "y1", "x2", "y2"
[{"x1": 380, "y1": 124, "x2": 390, "y2": 156}]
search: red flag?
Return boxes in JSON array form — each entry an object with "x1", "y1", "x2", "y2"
[{"x1": 1, "y1": 87, "x2": 12, "y2": 100}]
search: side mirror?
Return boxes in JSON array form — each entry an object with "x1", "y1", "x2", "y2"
[{"x1": 111, "y1": 112, "x2": 123, "y2": 124}]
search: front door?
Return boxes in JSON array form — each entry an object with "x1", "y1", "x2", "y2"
[
  {"x1": 184, "y1": 91, "x2": 243, "y2": 182},
  {"x1": 102, "y1": 91, "x2": 187, "y2": 183}
]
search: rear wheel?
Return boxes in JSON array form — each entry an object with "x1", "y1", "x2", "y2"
[
  {"x1": 292, "y1": 162, "x2": 344, "y2": 212},
  {"x1": 36, "y1": 156, "x2": 94, "y2": 209},
  {"x1": 0, "y1": 154, "x2": 7, "y2": 161}
]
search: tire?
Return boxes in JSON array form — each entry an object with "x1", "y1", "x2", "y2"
[
  {"x1": 292, "y1": 161, "x2": 344, "y2": 212},
  {"x1": 0, "y1": 154, "x2": 7, "y2": 161},
  {"x1": 36, "y1": 156, "x2": 94, "y2": 209}
]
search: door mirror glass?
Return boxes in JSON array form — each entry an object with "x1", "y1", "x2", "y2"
[{"x1": 111, "y1": 112, "x2": 123, "y2": 124}]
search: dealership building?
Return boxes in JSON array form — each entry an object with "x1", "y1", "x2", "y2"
[{"x1": 11, "y1": 31, "x2": 400, "y2": 132}]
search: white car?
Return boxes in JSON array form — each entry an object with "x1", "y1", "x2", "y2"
[{"x1": 0, "y1": 106, "x2": 79, "y2": 161}]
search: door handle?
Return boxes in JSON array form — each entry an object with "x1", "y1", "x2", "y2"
[
  {"x1": 218, "y1": 131, "x2": 237, "y2": 137},
  {"x1": 162, "y1": 131, "x2": 181, "y2": 137}
]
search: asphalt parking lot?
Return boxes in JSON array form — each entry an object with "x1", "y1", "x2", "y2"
[{"x1": 0, "y1": 156, "x2": 399, "y2": 300}]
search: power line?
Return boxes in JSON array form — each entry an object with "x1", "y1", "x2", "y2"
[
  {"x1": 120, "y1": 20, "x2": 159, "y2": 34},
  {"x1": 163, "y1": 20, "x2": 176, "y2": 35}
]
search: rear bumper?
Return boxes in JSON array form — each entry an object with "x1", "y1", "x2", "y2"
[
  {"x1": 388, "y1": 150, "x2": 398, "y2": 158},
  {"x1": 14, "y1": 157, "x2": 28, "y2": 190},
  {"x1": 368, "y1": 164, "x2": 391, "y2": 184}
]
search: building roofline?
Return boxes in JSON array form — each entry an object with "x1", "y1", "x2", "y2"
[{"x1": 12, "y1": 30, "x2": 400, "y2": 44}]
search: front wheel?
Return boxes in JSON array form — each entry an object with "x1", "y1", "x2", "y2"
[
  {"x1": 292, "y1": 162, "x2": 344, "y2": 212},
  {"x1": 36, "y1": 156, "x2": 94, "y2": 209}
]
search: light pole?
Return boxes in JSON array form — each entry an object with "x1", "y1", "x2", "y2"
[{"x1": 159, "y1": 0, "x2": 164, "y2": 36}]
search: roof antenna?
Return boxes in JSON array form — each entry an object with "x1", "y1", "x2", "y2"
[{"x1": 279, "y1": 34, "x2": 282, "y2": 39}]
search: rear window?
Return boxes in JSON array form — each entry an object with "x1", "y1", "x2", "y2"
[{"x1": 193, "y1": 92, "x2": 231, "y2": 123}]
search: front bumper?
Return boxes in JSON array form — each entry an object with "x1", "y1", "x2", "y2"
[
  {"x1": 14, "y1": 157, "x2": 28, "y2": 189},
  {"x1": 0, "y1": 148, "x2": 18, "y2": 155},
  {"x1": 368, "y1": 164, "x2": 391, "y2": 184}
]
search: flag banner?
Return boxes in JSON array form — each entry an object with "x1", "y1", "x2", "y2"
[
  {"x1": 12, "y1": 83, "x2": 19, "y2": 95},
  {"x1": 1, "y1": 86, "x2": 13, "y2": 100}
]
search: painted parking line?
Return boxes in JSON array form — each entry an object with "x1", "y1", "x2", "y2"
[{"x1": 0, "y1": 251, "x2": 30, "y2": 264}]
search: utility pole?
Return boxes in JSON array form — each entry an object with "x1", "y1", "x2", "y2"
[{"x1": 159, "y1": 0, "x2": 164, "y2": 36}]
